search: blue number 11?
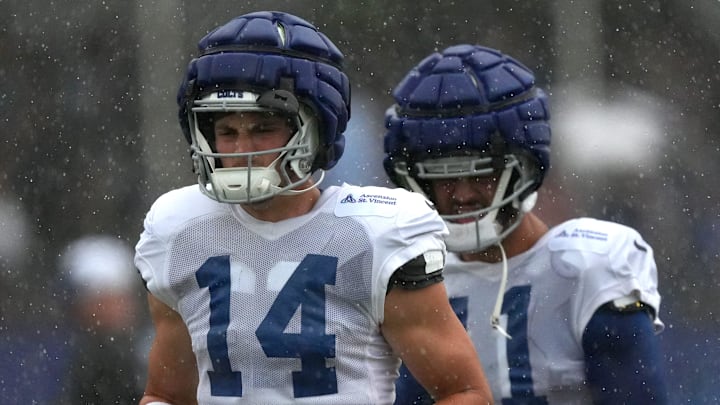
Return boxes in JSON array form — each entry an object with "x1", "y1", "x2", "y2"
[{"x1": 196, "y1": 254, "x2": 339, "y2": 398}]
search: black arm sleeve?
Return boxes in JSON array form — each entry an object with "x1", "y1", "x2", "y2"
[{"x1": 387, "y1": 254, "x2": 444, "y2": 294}]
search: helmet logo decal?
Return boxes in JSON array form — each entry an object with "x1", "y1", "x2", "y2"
[{"x1": 216, "y1": 90, "x2": 245, "y2": 98}]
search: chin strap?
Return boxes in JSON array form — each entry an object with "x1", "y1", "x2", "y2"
[
  {"x1": 490, "y1": 242, "x2": 512, "y2": 339},
  {"x1": 280, "y1": 169, "x2": 325, "y2": 196}
]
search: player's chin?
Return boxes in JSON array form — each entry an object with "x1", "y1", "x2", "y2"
[
  {"x1": 241, "y1": 197, "x2": 275, "y2": 209},
  {"x1": 450, "y1": 208, "x2": 487, "y2": 223},
  {"x1": 452, "y1": 217, "x2": 478, "y2": 224}
]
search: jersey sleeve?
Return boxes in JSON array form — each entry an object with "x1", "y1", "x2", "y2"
[
  {"x1": 134, "y1": 194, "x2": 178, "y2": 310},
  {"x1": 548, "y1": 218, "x2": 664, "y2": 340},
  {"x1": 333, "y1": 185, "x2": 449, "y2": 324},
  {"x1": 134, "y1": 186, "x2": 211, "y2": 310},
  {"x1": 385, "y1": 188, "x2": 448, "y2": 269}
]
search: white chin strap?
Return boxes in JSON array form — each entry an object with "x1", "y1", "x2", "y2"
[
  {"x1": 444, "y1": 219, "x2": 502, "y2": 252},
  {"x1": 201, "y1": 127, "x2": 286, "y2": 202},
  {"x1": 208, "y1": 154, "x2": 324, "y2": 203},
  {"x1": 281, "y1": 169, "x2": 325, "y2": 195},
  {"x1": 444, "y1": 190, "x2": 537, "y2": 253},
  {"x1": 210, "y1": 164, "x2": 283, "y2": 202},
  {"x1": 196, "y1": 124, "x2": 322, "y2": 203},
  {"x1": 491, "y1": 242, "x2": 512, "y2": 339}
]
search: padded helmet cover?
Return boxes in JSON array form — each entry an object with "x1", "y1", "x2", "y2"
[
  {"x1": 178, "y1": 11, "x2": 351, "y2": 170},
  {"x1": 384, "y1": 44, "x2": 551, "y2": 191}
]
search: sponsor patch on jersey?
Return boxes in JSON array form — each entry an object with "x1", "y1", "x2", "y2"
[
  {"x1": 549, "y1": 227, "x2": 610, "y2": 254},
  {"x1": 334, "y1": 192, "x2": 399, "y2": 217}
]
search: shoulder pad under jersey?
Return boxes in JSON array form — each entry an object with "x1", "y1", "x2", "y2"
[
  {"x1": 547, "y1": 217, "x2": 654, "y2": 279},
  {"x1": 145, "y1": 185, "x2": 222, "y2": 235},
  {"x1": 334, "y1": 184, "x2": 435, "y2": 217},
  {"x1": 335, "y1": 184, "x2": 446, "y2": 237}
]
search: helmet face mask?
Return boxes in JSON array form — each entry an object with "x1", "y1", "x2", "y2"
[
  {"x1": 383, "y1": 44, "x2": 551, "y2": 253},
  {"x1": 392, "y1": 152, "x2": 538, "y2": 252},
  {"x1": 189, "y1": 90, "x2": 322, "y2": 204}
]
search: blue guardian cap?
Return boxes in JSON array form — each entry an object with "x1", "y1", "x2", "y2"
[
  {"x1": 177, "y1": 11, "x2": 351, "y2": 203},
  {"x1": 383, "y1": 44, "x2": 551, "y2": 252}
]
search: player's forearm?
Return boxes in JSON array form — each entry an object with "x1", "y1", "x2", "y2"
[
  {"x1": 140, "y1": 395, "x2": 197, "y2": 405},
  {"x1": 433, "y1": 388, "x2": 494, "y2": 404},
  {"x1": 139, "y1": 395, "x2": 172, "y2": 405}
]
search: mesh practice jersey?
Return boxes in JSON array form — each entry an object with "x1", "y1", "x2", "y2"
[
  {"x1": 398, "y1": 217, "x2": 663, "y2": 404},
  {"x1": 135, "y1": 183, "x2": 447, "y2": 405}
]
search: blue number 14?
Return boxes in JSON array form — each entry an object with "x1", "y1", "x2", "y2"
[{"x1": 196, "y1": 254, "x2": 339, "y2": 398}]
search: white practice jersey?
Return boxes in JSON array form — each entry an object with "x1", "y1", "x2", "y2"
[
  {"x1": 442, "y1": 217, "x2": 663, "y2": 404},
  {"x1": 135, "y1": 183, "x2": 447, "y2": 405}
]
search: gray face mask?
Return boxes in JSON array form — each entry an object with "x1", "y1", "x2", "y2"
[
  {"x1": 393, "y1": 154, "x2": 537, "y2": 253},
  {"x1": 190, "y1": 91, "x2": 323, "y2": 204}
]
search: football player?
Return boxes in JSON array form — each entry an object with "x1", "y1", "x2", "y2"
[
  {"x1": 384, "y1": 44, "x2": 667, "y2": 404},
  {"x1": 134, "y1": 13, "x2": 491, "y2": 405}
]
